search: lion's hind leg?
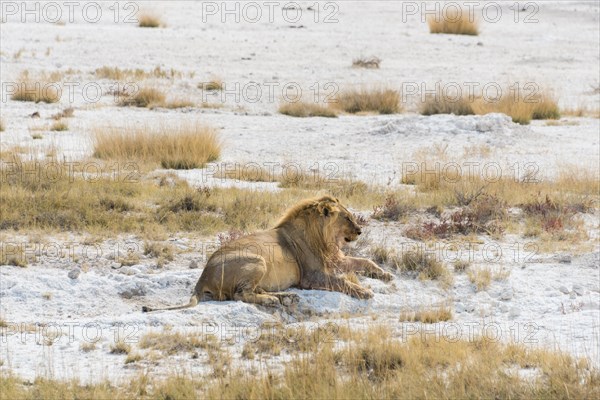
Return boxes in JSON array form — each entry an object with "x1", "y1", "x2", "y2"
[{"x1": 232, "y1": 257, "x2": 281, "y2": 307}]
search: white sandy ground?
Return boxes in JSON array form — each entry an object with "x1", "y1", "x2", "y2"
[{"x1": 0, "y1": 0, "x2": 599, "y2": 385}]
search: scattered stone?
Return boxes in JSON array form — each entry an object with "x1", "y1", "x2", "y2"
[
  {"x1": 500, "y1": 288, "x2": 514, "y2": 301},
  {"x1": 559, "y1": 285, "x2": 570, "y2": 294},
  {"x1": 189, "y1": 260, "x2": 199, "y2": 269},
  {"x1": 118, "y1": 282, "x2": 147, "y2": 299},
  {"x1": 120, "y1": 267, "x2": 139, "y2": 276},
  {"x1": 68, "y1": 268, "x2": 81, "y2": 280},
  {"x1": 477, "y1": 41, "x2": 483, "y2": 46},
  {"x1": 31, "y1": 111, "x2": 40, "y2": 118},
  {"x1": 558, "y1": 255, "x2": 572, "y2": 264},
  {"x1": 572, "y1": 284, "x2": 584, "y2": 296},
  {"x1": 569, "y1": 292, "x2": 577, "y2": 299},
  {"x1": 508, "y1": 307, "x2": 521, "y2": 318}
]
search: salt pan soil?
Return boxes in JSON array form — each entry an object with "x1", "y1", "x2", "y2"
[{"x1": 0, "y1": 1, "x2": 599, "y2": 383}]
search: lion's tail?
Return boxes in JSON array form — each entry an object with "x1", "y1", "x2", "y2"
[{"x1": 142, "y1": 294, "x2": 199, "y2": 313}]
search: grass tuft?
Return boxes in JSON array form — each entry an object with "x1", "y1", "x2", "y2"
[
  {"x1": 93, "y1": 122, "x2": 221, "y2": 169},
  {"x1": 428, "y1": 9, "x2": 479, "y2": 35},
  {"x1": 138, "y1": 13, "x2": 162, "y2": 28},
  {"x1": 333, "y1": 88, "x2": 401, "y2": 114},
  {"x1": 279, "y1": 101, "x2": 338, "y2": 118}
]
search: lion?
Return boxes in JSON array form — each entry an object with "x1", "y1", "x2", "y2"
[{"x1": 142, "y1": 195, "x2": 392, "y2": 312}]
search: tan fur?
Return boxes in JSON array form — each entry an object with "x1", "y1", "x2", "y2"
[{"x1": 142, "y1": 196, "x2": 392, "y2": 312}]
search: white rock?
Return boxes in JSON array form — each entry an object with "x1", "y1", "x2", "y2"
[
  {"x1": 508, "y1": 307, "x2": 521, "y2": 318},
  {"x1": 500, "y1": 288, "x2": 514, "y2": 301},
  {"x1": 572, "y1": 285, "x2": 584, "y2": 296},
  {"x1": 559, "y1": 285, "x2": 570, "y2": 294},
  {"x1": 68, "y1": 268, "x2": 81, "y2": 280},
  {"x1": 189, "y1": 260, "x2": 199, "y2": 269}
]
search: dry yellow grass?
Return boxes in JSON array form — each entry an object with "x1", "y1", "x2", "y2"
[
  {"x1": 562, "y1": 105, "x2": 600, "y2": 118},
  {"x1": 333, "y1": 88, "x2": 401, "y2": 114},
  {"x1": 118, "y1": 87, "x2": 166, "y2": 108},
  {"x1": 50, "y1": 120, "x2": 68, "y2": 131},
  {"x1": 420, "y1": 93, "x2": 475, "y2": 116},
  {"x1": 138, "y1": 13, "x2": 162, "y2": 28},
  {"x1": 474, "y1": 89, "x2": 560, "y2": 124},
  {"x1": 11, "y1": 79, "x2": 60, "y2": 103},
  {"x1": 279, "y1": 101, "x2": 338, "y2": 118},
  {"x1": 0, "y1": 119, "x2": 5, "y2": 132},
  {"x1": 1, "y1": 326, "x2": 598, "y2": 399},
  {"x1": 467, "y1": 266, "x2": 492, "y2": 291},
  {"x1": 139, "y1": 331, "x2": 218, "y2": 355},
  {"x1": 95, "y1": 66, "x2": 184, "y2": 80},
  {"x1": 352, "y1": 56, "x2": 381, "y2": 69},
  {"x1": 93, "y1": 122, "x2": 221, "y2": 169},
  {"x1": 399, "y1": 304, "x2": 453, "y2": 323},
  {"x1": 428, "y1": 9, "x2": 479, "y2": 35},
  {"x1": 198, "y1": 79, "x2": 223, "y2": 91}
]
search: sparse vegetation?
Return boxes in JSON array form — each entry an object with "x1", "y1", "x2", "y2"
[
  {"x1": 475, "y1": 89, "x2": 560, "y2": 124},
  {"x1": 79, "y1": 342, "x2": 96, "y2": 352},
  {"x1": 93, "y1": 122, "x2": 221, "y2": 169},
  {"x1": 420, "y1": 93, "x2": 475, "y2": 116},
  {"x1": 428, "y1": 9, "x2": 479, "y2": 35},
  {"x1": 405, "y1": 194, "x2": 507, "y2": 240},
  {"x1": 51, "y1": 107, "x2": 74, "y2": 120},
  {"x1": 11, "y1": 78, "x2": 60, "y2": 103},
  {"x1": 467, "y1": 267, "x2": 492, "y2": 291},
  {"x1": 0, "y1": 119, "x2": 5, "y2": 132},
  {"x1": 95, "y1": 66, "x2": 184, "y2": 81},
  {"x1": 118, "y1": 87, "x2": 166, "y2": 108},
  {"x1": 109, "y1": 340, "x2": 131, "y2": 355},
  {"x1": 198, "y1": 79, "x2": 223, "y2": 91},
  {"x1": 279, "y1": 100, "x2": 338, "y2": 118},
  {"x1": 399, "y1": 249, "x2": 447, "y2": 280},
  {"x1": 371, "y1": 194, "x2": 414, "y2": 221},
  {"x1": 124, "y1": 353, "x2": 142, "y2": 364},
  {"x1": 143, "y1": 241, "x2": 175, "y2": 267},
  {"x1": 50, "y1": 120, "x2": 68, "y2": 131},
  {"x1": 399, "y1": 304, "x2": 453, "y2": 323},
  {"x1": 333, "y1": 88, "x2": 401, "y2": 114},
  {"x1": 454, "y1": 259, "x2": 471, "y2": 272},
  {"x1": 1, "y1": 326, "x2": 598, "y2": 399},
  {"x1": 352, "y1": 56, "x2": 381, "y2": 69},
  {"x1": 138, "y1": 13, "x2": 162, "y2": 28},
  {"x1": 139, "y1": 331, "x2": 218, "y2": 355}
]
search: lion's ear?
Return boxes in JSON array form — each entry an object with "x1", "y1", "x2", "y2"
[{"x1": 317, "y1": 201, "x2": 337, "y2": 217}]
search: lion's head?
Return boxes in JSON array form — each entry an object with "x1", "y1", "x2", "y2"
[{"x1": 276, "y1": 196, "x2": 362, "y2": 259}]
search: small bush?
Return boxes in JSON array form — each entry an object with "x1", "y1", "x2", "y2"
[
  {"x1": 467, "y1": 267, "x2": 492, "y2": 291},
  {"x1": 138, "y1": 13, "x2": 162, "y2": 28},
  {"x1": 334, "y1": 88, "x2": 401, "y2": 114},
  {"x1": 110, "y1": 340, "x2": 131, "y2": 355},
  {"x1": 139, "y1": 331, "x2": 218, "y2": 355},
  {"x1": 428, "y1": 9, "x2": 479, "y2": 35},
  {"x1": 11, "y1": 80, "x2": 60, "y2": 103},
  {"x1": 198, "y1": 80, "x2": 223, "y2": 91},
  {"x1": 50, "y1": 120, "x2": 68, "y2": 131},
  {"x1": 399, "y1": 305, "x2": 453, "y2": 323},
  {"x1": 352, "y1": 57, "x2": 381, "y2": 69},
  {"x1": 119, "y1": 87, "x2": 166, "y2": 108},
  {"x1": 371, "y1": 195, "x2": 413, "y2": 221},
  {"x1": 420, "y1": 93, "x2": 475, "y2": 116},
  {"x1": 93, "y1": 122, "x2": 221, "y2": 169},
  {"x1": 279, "y1": 101, "x2": 338, "y2": 118},
  {"x1": 400, "y1": 249, "x2": 446, "y2": 280},
  {"x1": 406, "y1": 194, "x2": 507, "y2": 240},
  {"x1": 454, "y1": 259, "x2": 471, "y2": 272}
]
